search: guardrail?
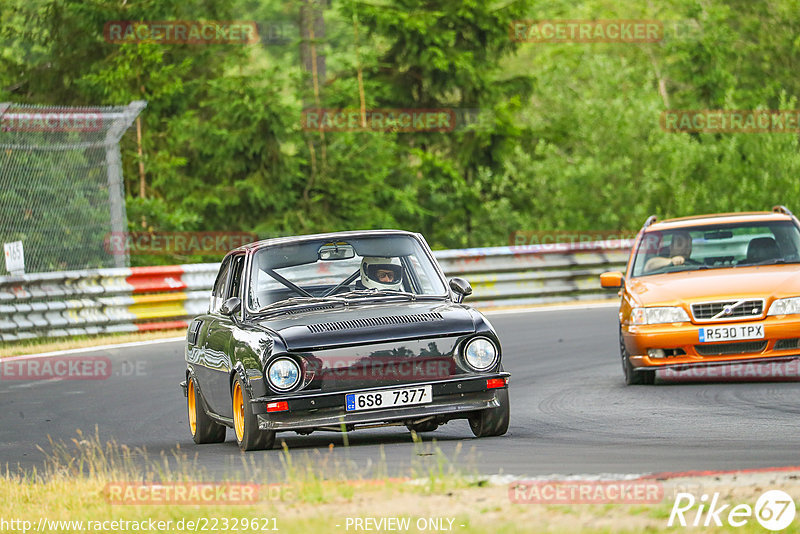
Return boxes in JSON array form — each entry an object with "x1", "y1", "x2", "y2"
[{"x1": 0, "y1": 241, "x2": 630, "y2": 342}]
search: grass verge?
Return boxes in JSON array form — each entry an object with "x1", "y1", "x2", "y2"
[{"x1": 3, "y1": 431, "x2": 798, "y2": 533}]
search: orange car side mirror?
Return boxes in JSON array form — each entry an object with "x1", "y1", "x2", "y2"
[{"x1": 600, "y1": 271, "x2": 624, "y2": 289}]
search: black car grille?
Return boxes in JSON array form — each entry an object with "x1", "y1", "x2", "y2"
[
  {"x1": 691, "y1": 299, "x2": 764, "y2": 321},
  {"x1": 695, "y1": 340, "x2": 767, "y2": 356},
  {"x1": 307, "y1": 313, "x2": 444, "y2": 334}
]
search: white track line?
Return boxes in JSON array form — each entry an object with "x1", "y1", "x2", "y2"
[
  {"x1": 2, "y1": 336, "x2": 184, "y2": 361},
  {"x1": 3, "y1": 377, "x2": 64, "y2": 389}
]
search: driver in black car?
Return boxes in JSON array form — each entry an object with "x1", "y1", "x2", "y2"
[
  {"x1": 359, "y1": 256, "x2": 404, "y2": 290},
  {"x1": 644, "y1": 230, "x2": 695, "y2": 272}
]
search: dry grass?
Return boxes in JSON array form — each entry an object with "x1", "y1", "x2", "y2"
[{"x1": 3, "y1": 430, "x2": 797, "y2": 532}]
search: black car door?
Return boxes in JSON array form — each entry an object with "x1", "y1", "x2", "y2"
[{"x1": 200, "y1": 254, "x2": 246, "y2": 418}]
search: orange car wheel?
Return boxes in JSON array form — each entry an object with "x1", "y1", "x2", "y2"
[
  {"x1": 232, "y1": 375, "x2": 276, "y2": 451},
  {"x1": 620, "y1": 327, "x2": 655, "y2": 385},
  {"x1": 187, "y1": 376, "x2": 226, "y2": 444}
]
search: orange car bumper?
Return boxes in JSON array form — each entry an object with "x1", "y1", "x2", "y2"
[{"x1": 623, "y1": 316, "x2": 800, "y2": 369}]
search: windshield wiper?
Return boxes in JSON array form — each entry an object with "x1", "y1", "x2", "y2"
[
  {"x1": 256, "y1": 296, "x2": 344, "y2": 313},
  {"x1": 737, "y1": 258, "x2": 800, "y2": 267},
  {"x1": 337, "y1": 289, "x2": 420, "y2": 300},
  {"x1": 756, "y1": 258, "x2": 800, "y2": 265}
]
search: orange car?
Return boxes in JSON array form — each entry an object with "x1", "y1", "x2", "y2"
[{"x1": 601, "y1": 206, "x2": 800, "y2": 385}]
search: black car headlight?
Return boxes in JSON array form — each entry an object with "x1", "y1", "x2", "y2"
[
  {"x1": 463, "y1": 337, "x2": 498, "y2": 371},
  {"x1": 266, "y1": 357, "x2": 301, "y2": 392}
]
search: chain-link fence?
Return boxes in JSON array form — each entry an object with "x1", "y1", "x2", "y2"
[{"x1": 0, "y1": 101, "x2": 145, "y2": 274}]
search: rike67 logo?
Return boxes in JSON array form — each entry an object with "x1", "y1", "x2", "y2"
[{"x1": 668, "y1": 490, "x2": 796, "y2": 530}]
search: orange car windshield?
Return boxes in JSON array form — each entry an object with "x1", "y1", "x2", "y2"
[{"x1": 631, "y1": 220, "x2": 800, "y2": 277}]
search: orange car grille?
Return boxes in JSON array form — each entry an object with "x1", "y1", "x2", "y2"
[
  {"x1": 690, "y1": 299, "x2": 764, "y2": 321},
  {"x1": 695, "y1": 340, "x2": 767, "y2": 356},
  {"x1": 774, "y1": 338, "x2": 800, "y2": 350}
]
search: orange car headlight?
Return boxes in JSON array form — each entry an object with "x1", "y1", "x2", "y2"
[
  {"x1": 632, "y1": 306, "x2": 690, "y2": 325},
  {"x1": 768, "y1": 297, "x2": 800, "y2": 316}
]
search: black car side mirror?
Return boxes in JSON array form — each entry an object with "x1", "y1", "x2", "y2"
[
  {"x1": 449, "y1": 277, "x2": 472, "y2": 303},
  {"x1": 220, "y1": 297, "x2": 242, "y2": 316}
]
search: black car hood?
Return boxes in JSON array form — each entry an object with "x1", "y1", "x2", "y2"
[{"x1": 257, "y1": 300, "x2": 476, "y2": 351}]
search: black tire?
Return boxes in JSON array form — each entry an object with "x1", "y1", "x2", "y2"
[
  {"x1": 620, "y1": 327, "x2": 655, "y2": 385},
  {"x1": 469, "y1": 387, "x2": 510, "y2": 437},
  {"x1": 232, "y1": 375, "x2": 276, "y2": 451},
  {"x1": 187, "y1": 376, "x2": 226, "y2": 444},
  {"x1": 406, "y1": 419, "x2": 438, "y2": 433}
]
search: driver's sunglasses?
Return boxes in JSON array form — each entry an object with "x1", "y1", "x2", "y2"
[{"x1": 376, "y1": 270, "x2": 395, "y2": 282}]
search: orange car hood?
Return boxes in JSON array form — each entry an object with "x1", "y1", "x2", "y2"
[{"x1": 628, "y1": 265, "x2": 800, "y2": 307}]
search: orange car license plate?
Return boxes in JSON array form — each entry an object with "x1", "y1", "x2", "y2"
[{"x1": 698, "y1": 324, "x2": 764, "y2": 343}]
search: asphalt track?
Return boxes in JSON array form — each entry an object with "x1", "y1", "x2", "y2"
[{"x1": 2, "y1": 306, "x2": 799, "y2": 479}]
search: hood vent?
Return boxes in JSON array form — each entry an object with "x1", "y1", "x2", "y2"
[{"x1": 307, "y1": 313, "x2": 444, "y2": 334}]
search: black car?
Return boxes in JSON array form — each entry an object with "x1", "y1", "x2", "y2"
[{"x1": 180, "y1": 230, "x2": 510, "y2": 450}]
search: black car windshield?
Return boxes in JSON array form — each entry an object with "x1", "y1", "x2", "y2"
[
  {"x1": 630, "y1": 220, "x2": 800, "y2": 277},
  {"x1": 248, "y1": 234, "x2": 448, "y2": 311}
]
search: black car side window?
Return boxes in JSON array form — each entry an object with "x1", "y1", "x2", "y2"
[
  {"x1": 228, "y1": 255, "x2": 245, "y2": 301},
  {"x1": 210, "y1": 257, "x2": 232, "y2": 313}
]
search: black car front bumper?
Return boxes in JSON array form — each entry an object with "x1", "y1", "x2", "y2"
[{"x1": 250, "y1": 373, "x2": 510, "y2": 432}]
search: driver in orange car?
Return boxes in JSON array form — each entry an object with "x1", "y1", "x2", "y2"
[{"x1": 644, "y1": 230, "x2": 693, "y2": 272}]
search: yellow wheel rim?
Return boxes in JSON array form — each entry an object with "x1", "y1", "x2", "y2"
[
  {"x1": 187, "y1": 379, "x2": 197, "y2": 437},
  {"x1": 233, "y1": 382, "x2": 245, "y2": 443}
]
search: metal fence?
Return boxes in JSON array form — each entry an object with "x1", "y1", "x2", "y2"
[
  {"x1": 0, "y1": 101, "x2": 145, "y2": 273},
  {"x1": 0, "y1": 240, "x2": 630, "y2": 341}
]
